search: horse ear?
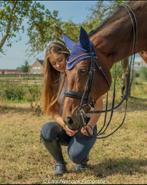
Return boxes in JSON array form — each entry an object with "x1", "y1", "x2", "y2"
[
  {"x1": 79, "y1": 27, "x2": 91, "y2": 51},
  {"x1": 62, "y1": 34, "x2": 76, "y2": 51}
]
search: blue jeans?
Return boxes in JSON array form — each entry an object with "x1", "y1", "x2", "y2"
[{"x1": 40, "y1": 121, "x2": 97, "y2": 164}]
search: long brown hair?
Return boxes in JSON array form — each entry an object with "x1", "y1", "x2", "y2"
[{"x1": 42, "y1": 41, "x2": 70, "y2": 117}]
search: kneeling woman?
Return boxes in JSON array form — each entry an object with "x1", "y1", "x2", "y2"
[{"x1": 40, "y1": 41, "x2": 103, "y2": 176}]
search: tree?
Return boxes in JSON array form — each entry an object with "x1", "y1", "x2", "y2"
[
  {"x1": 20, "y1": 60, "x2": 30, "y2": 73},
  {"x1": 0, "y1": 1, "x2": 63, "y2": 55},
  {"x1": 26, "y1": 3, "x2": 63, "y2": 54},
  {"x1": 61, "y1": 21, "x2": 80, "y2": 41},
  {"x1": 0, "y1": 1, "x2": 32, "y2": 52},
  {"x1": 139, "y1": 66, "x2": 147, "y2": 81}
]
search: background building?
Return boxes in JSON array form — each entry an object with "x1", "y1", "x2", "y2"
[
  {"x1": 0, "y1": 69, "x2": 20, "y2": 75},
  {"x1": 29, "y1": 59, "x2": 44, "y2": 74}
]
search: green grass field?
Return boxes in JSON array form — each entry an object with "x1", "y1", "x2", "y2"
[{"x1": 0, "y1": 82, "x2": 147, "y2": 184}]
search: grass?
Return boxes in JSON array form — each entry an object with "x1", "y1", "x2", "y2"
[{"x1": 0, "y1": 83, "x2": 147, "y2": 184}]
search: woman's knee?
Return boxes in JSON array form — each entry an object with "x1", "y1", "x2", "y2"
[
  {"x1": 40, "y1": 122, "x2": 60, "y2": 142},
  {"x1": 68, "y1": 147, "x2": 87, "y2": 164},
  {"x1": 68, "y1": 133, "x2": 97, "y2": 164}
]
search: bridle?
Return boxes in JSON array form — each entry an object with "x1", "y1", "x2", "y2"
[
  {"x1": 64, "y1": 4, "x2": 137, "y2": 138},
  {"x1": 64, "y1": 52, "x2": 110, "y2": 105}
]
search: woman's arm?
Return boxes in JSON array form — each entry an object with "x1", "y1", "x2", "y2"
[
  {"x1": 81, "y1": 96, "x2": 103, "y2": 136},
  {"x1": 53, "y1": 114, "x2": 66, "y2": 128}
]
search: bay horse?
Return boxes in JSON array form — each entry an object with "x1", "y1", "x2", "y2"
[{"x1": 62, "y1": 1, "x2": 147, "y2": 130}]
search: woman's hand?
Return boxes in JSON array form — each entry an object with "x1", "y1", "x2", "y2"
[
  {"x1": 54, "y1": 114, "x2": 77, "y2": 136},
  {"x1": 63, "y1": 124, "x2": 78, "y2": 136},
  {"x1": 81, "y1": 96, "x2": 103, "y2": 136},
  {"x1": 81, "y1": 124, "x2": 94, "y2": 136}
]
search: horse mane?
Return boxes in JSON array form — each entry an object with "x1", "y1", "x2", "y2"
[{"x1": 88, "y1": 1, "x2": 135, "y2": 37}]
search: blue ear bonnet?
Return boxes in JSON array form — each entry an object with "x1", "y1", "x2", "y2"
[
  {"x1": 62, "y1": 27, "x2": 96, "y2": 70},
  {"x1": 66, "y1": 42, "x2": 96, "y2": 70}
]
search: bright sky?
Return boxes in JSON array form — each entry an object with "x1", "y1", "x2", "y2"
[{"x1": 0, "y1": 1, "x2": 96, "y2": 69}]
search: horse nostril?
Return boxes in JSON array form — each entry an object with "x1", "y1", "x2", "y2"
[{"x1": 66, "y1": 116, "x2": 73, "y2": 125}]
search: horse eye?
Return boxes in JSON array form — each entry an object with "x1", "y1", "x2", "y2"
[{"x1": 78, "y1": 69, "x2": 88, "y2": 75}]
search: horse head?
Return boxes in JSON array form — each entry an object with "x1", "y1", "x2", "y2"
[{"x1": 62, "y1": 27, "x2": 112, "y2": 130}]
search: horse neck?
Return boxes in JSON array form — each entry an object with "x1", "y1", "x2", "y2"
[{"x1": 90, "y1": 1, "x2": 147, "y2": 70}]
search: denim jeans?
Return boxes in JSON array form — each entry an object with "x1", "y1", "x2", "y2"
[{"x1": 40, "y1": 121, "x2": 97, "y2": 164}]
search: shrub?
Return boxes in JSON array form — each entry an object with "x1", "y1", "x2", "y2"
[
  {"x1": 25, "y1": 85, "x2": 41, "y2": 102},
  {"x1": 139, "y1": 67, "x2": 147, "y2": 81},
  {"x1": 0, "y1": 83, "x2": 41, "y2": 102},
  {"x1": 111, "y1": 63, "x2": 123, "y2": 79},
  {"x1": 7, "y1": 87, "x2": 24, "y2": 101}
]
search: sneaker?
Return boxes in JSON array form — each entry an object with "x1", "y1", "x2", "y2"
[
  {"x1": 54, "y1": 163, "x2": 67, "y2": 176},
  {"x1": 75, "y1": 162, "x2": 88, "y2": 172}
]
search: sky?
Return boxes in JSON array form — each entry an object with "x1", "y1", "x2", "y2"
[{"x1": 0, "y1": 1, "x2": 96, "y2": 69}]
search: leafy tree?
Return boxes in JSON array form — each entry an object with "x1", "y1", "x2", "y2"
[
  {"x1": 27, "y1": 3, "x2": 63, "y2": 54},
  {"x1": 139, "y1": 66, "x2": 147, "y2": 81},
  {"x1": 20, "y1": 60, "x2": 30, "y2": 73},
  {"x1": 0, "y1": 1, "x2": 32, "y2": 52},
  {"x1": 61, "y1": 21, "x2": 80, "y2": 41},
  {"x1": 26, "y1": 0, "x2": 127, "y2": 53},
  {"x1": 0, "y1": 1, "x2": 63, "y2": 55}
]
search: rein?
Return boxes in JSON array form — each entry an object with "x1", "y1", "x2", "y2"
[
  {"x1": 64, "y1": 4, "x2": 137, "y2": 138},
  {"x1": 96, "y1": 4, "x2": 137, "y2": 139}
]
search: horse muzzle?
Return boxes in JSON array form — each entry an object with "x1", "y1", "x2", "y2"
[
  {"x1": 65, "y1": 115, "x2": 83, "y2": 130},
  {"x1": 64, "y1": 107, "x2": 90, "y2": 130}
]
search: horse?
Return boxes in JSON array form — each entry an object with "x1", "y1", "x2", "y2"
[{"x1": 62, "y1": 1, "x2": 147, "y2": 130}]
